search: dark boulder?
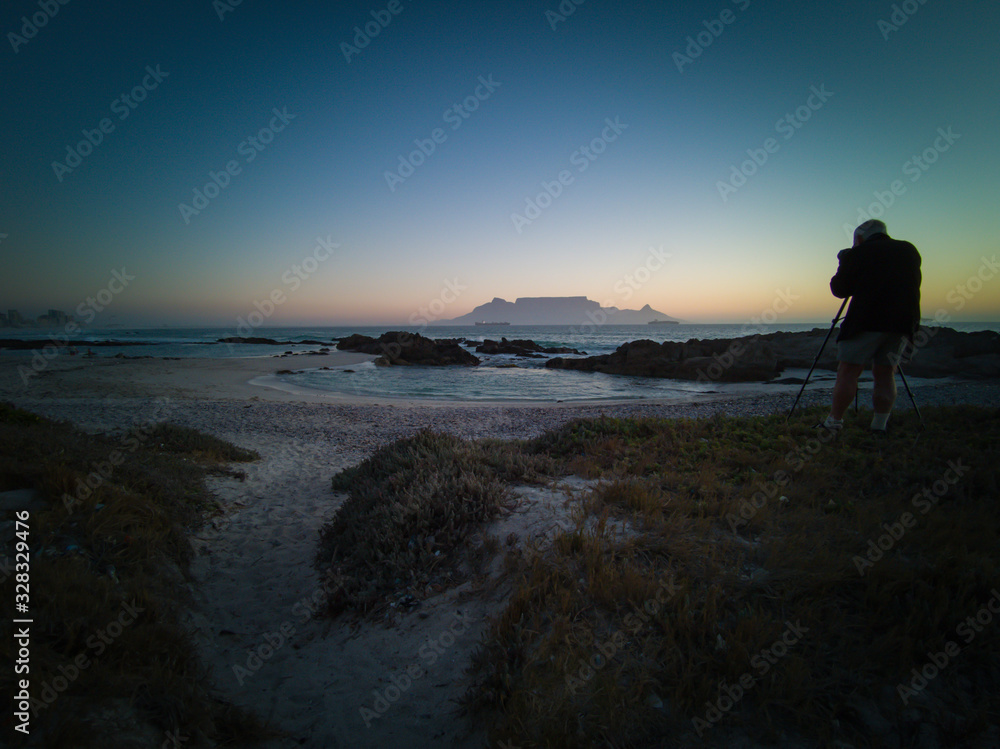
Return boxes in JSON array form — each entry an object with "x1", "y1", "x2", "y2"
[
  {"x1": 543, "y1": 326, "x2": 1000, "y2": 383},
  {"x1": 217, "y1": 336, "x2": 281, "y2": 345},
  {"x1": 758, "y1": 326, "x2": 1000, "y2": 379},
  {"x1": 546, "y1": 336, "x2": 782, "y2": 382},
  {"x1": 476, "y1": 337, "x2": 585, "y2": 357},
  {"x1": 337, "y1": 331, "x2": 479, "y2": 366}
]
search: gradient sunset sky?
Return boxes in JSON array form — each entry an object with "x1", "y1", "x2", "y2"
[{"x1": 2, "y1": 0, "x2": 998, "y2": 327}]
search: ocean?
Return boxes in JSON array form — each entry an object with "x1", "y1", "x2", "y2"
[{"x1": 3, "y1": 322, "x2": 997, "y2": 403}]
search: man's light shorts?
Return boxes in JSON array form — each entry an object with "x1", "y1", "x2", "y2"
[{"x1": 838, "y1": 331, "x2": 908, "y2": 367}]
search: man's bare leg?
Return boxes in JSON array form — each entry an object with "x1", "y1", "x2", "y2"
[
  {"x1": 830, "y1": 361, "x2": 865, "y2": 422},
  {"x1": 870, "y1": 363, "x2": 897, "y2": 430}
]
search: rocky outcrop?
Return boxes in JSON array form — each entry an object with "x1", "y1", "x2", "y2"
[
  {"x1": 546, "y1": 336, "x2": 781, "y2": 382},
  {"x1": 755, "y1": 326, "x2": 1000, "y2": 379},
  {"x1": 475, "y1": 338, "x2": 585, "y2": 357},
  {"x1": 217, "y1": 337, "x2": 332, "y2": 346},
  {"x1": 545, "y1": 326, "x2": 1000, "y2": 383},
  {"x1": 337, "y1": 331, "x2": 479, "y2": 366}
]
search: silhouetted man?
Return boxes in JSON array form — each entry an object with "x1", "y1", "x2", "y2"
[{"x1": 821, "y1": 219, "x2": 921, "y2": 434}]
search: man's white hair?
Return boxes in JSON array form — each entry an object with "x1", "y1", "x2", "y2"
[{"x1": 854, "y1": 219, "x2": 888, "y2": 244}]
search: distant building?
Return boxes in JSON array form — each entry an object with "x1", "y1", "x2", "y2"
[
  {"x1": 37, "y1": 309, "x2": 72, "y2": 327},
  {"x1": 0, "y1": 311, "x2": 7, "y2": 328},
  {"x1": 6, "y1": 309, "x2": 24, "y2": 326}
]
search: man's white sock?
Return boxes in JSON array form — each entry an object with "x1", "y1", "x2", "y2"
[
  {"x1": 871, "y1": 412, "x2": 890, "y2": 430},
  {"x1": 823, "y1": 415, "x2": 844, "y2": 429}
]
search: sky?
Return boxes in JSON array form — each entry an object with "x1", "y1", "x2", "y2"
[{"x1": 2, "y1": 0, "x2": 999, "y2": 327}]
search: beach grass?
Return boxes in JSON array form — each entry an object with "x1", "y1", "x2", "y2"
[
  {"x1": 320, "y1": 403, "x2": 1000, "y2": 746},
  {"x1": 462, "y1": 405, "x2": 1000, "y2": 747},
  {"x1": 316, "y1": 429, "x2": 557, "y2": 617},
  {"x1": 0, "y1": 402, "x2": 272, "y2": 748}
]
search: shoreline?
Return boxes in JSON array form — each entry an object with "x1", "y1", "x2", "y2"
[
  {"x1": 0, "y1": 351, "x2": 787, "y2": 409},
  {"x1": 1, "y1": 350, "x2": 987, "y2": 410}
]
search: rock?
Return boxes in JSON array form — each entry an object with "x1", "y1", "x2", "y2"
[
  {"x1": 338, "y1": 331, "x2": 479, "y2": 367},
  {"x1": 475, "y1": 338, "x2": 585, "y2": 357},
  {"x1": 336, "y1": 333, "x2": 376, "y2": 351},
  {"x1": 900, "y1": 327, "x2": 1000, "y2": 378},
  {"x1": 760, "y1": 326, "x2": 1000, "y2": 379},
  {"x1": 0, "y1": 489, "x2": 46, "y2": 513},
  {"x1": 217, "y1": 336, "x2": 281, "y2": 345},
  {"x1": 547, "y1": 336, "x2": 781, "y2": 382},
  {"x1": 545, "y1": 327, "x2": 1000, "y2": 383}
]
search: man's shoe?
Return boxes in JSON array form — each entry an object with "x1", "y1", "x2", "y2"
[{"x1": 813, "y1": 421, "x2": 843, "y2": 436}]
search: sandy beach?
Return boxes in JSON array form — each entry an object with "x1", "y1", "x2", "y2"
[{"x1": 3, "y1": 352, "x2": 999, "y2": 748}]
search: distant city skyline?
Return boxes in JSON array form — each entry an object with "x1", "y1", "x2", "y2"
[{"x1": 2, "y1": 1, "x2": 998, "y2": 327}]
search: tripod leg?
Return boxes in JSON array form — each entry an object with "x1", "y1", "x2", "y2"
[
  {"x1": 787, "y1": 298, "x2": 848, "y2": 422},
  {"x1": 898, "y1": 365, "x2": 924, "y2": 429}
]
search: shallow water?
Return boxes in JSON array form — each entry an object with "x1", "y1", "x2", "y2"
[{"x1": 1, "y1": 322, "x2": 989, "y2": 402}]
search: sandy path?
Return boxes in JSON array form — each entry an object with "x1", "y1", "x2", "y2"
[{"x1": 184, "y1": 429, "x2": 589, "y2": 749}]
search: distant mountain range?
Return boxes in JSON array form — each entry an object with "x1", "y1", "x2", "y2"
[{"x1": 439, "y1": 296, "x2": 680, "y2": 326}]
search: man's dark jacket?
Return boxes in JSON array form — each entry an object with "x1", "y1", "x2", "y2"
[{"x1": 830, "y1": 233, "x2": 921, "y2": 342}]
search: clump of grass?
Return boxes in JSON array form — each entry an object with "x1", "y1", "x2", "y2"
[
  {"x1": 145, "y1": 422, "x2": 260, "y2": 463},
  {"x1": 462, "y1": 405, "x2": 1000, "y2": 747},
  {"x1": 0, "y1": 402, "x2": 273, "y2": 748},
  {"x1": 317, "y1": 429, "x2": 541, "y2": 617}
]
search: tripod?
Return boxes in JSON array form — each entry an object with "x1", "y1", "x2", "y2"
[
  {"x1": 786, "y1": 299, "x2": 923, "y2": 427},
  {"x1": 786, "y1": 299, "x2": 846, "y2": 421}
]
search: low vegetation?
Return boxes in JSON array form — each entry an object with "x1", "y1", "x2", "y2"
[
  {"x1": 316, "y1": 430, "x2": 556, "y2": 617},
  {"x1": 321, "y1": 405, "x2": 1000, "y2": 746},
  {"x1": 0, "y1": 402, "x2": 270, "y2": 748}
]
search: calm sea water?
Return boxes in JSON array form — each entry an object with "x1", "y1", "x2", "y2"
[{"x1": 4, "y1": 322, "x2": 997, "y2": 403}]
